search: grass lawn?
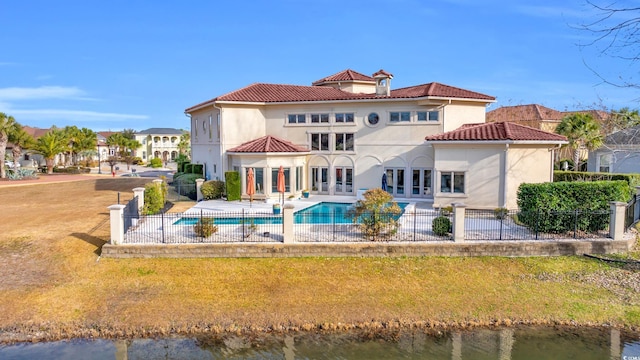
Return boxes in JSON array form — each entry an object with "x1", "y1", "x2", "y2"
[{"x1": 1, "y1": 178, "x2": 639, "y2": 342}]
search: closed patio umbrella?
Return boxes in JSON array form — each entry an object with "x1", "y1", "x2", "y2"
[
  {"x1": 247, "y1": 168, "x2": 255, "y2": 207},
  {"x1": 277, "y1": 165, "x2": 285, "y2": 206}
]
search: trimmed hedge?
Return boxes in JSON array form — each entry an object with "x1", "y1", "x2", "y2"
[
  {"x1": 517, "y1": 180, "x2": 631, "y2": 233},
  {"x1": 172, "y1": 173, "x2": 200, "y2": 200},
  {"x1": 184, "y1": 163, "x2": 193, "y2": 174},
  {"x1": 192, "y1": 164, "x2": 204, "y2": 177},
  {"x1": 554, "y1": 170, "x2": 640, "y2": 190},
  {"x1": 201, "y1": 180, "x2": 225, "y2": 200},
  {"x1": 225, "y1": 171, "x2": 241, "y2": 201},
  {"x1": 143, "y1": 181, "x2": 167, "y2": 215}
]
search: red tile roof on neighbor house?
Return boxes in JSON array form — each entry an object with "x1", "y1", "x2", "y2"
[
  {"x1": 185, "y1": 69, "x2": 495, "y2": 111},
  {"x1": 22, "y1": 126, "x2": 51, "y2": 139},
  {"x1": 227, "y1": 135, "x2": 309, "y2": 153},
  {"x1": 486, "y1": 104, "x2": 565, "y2": 122},
  {"x1": 424, "y1": 122, "x2": 568, "y2": 142}
]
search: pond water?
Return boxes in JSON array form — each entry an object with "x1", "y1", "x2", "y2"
[{"x1": 1, "y1": 326, "x2": 638, "y2": 359}]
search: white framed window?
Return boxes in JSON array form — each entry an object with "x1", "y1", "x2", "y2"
[
  {"x1": 311, "y1": 113, "x2": 329, "y2": 123},
  {"x1": 335, "y1": 133, "x2": 354, "y2": 151},
  {"x1": 310, "y1": 133, "x2": 329, "y2": 151},
  {"x1": 390, "y1": 111, "x2": 411, "y2": 122},
  {"x1": 440, "y1": 171, "x2": 465, "y2": 194},
  {"x1": 598, "y1": 154, "x2": 612, "y2": 173},
  {"x1": 417, "y1": 110, "x2": 439, "y2": 122},
  {"x1": 335, "y1": 113, "x2": 355, "y2": 123},
  {"x1": 288, "y1": 114, "x2": 306, "y2": 124}
]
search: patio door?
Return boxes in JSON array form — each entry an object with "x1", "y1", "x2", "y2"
[
  {"x1": 411, "y1": 168, "x2": 432, "y2": 198},
  {"x1": 385, "y1": 168, "x2": 405, "y2": 197},
  {"x1": 334, "y1": 167, "x2": 353, "y2": 195},
  {"x1": 311, "y1": 166, "x2": 329, "y2": 194}
]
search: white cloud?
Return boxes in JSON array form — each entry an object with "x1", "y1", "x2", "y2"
[
  {"x1": 8, "y1": 108, "x2": 149, "y2": 121},
  {"x1": 0, "y1": 86, "x2": 87, "y2": 101}
]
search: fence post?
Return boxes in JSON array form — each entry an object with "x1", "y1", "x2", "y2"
[
  {"x1": 133, "y1": 187, "x2": 145, "y2": 212},
  {"x1": 610, "y1": 201, "x2": 627, "y2": 241},
  {"x1": 108, "y1": 204, "x2": 126, "y2": 245},
  {"x1": 283, "y1": 203, "x2": 295, "y2": 243},
  {"x1": 196, "y1": 178, "x2": 205, "y2": 201},
  {"x1": 635, "y1": 186, "x2": 640, "y2": 223},
  {"x1": 452, "y1": 203, "x2": 466, "y2": 243}
]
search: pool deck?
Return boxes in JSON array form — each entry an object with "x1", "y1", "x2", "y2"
[{"x1": 184, "y1": 195, "x2": 434, "y2": 215}]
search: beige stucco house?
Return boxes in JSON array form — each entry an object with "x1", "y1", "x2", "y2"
[
  {"x1": 185, "y1": 69, "x2": 566, "y2": 208},
  {"x1": 134, "y1": 128, "x2": 184, "y2": 163}
]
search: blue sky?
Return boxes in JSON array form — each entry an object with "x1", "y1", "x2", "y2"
[{"x1": 1, "y1": 0, "x2": 637, "y2": 131}]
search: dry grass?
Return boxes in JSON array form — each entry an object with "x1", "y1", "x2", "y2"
[{"x1": 1, "y1": 178, "x2": 640, "y2": 342}]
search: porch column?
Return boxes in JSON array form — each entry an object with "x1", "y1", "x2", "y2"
[
  {"x1": 283, "y1": 204, "x2": 295, "y2": 244},
  {"x1": 196, "y1": 178, "x2": 205, "y2": 201},
  {"x1": 108, "y1": 204, "x2": 126, "y2": 245},
  {"x1": 609, "y1": 201, "x2": 626, "y2": 241},
  {"x1": 133, "y1": 187, "x2": 145, "y2": 212},
  {"x1": 452, "y1": 203, "x2": 466, "y2": 243}
]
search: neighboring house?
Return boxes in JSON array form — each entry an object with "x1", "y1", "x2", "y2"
[
  {"x1": 587, "y1": 125, "x2": 640, "y2": 174},
  {"x1": 134, "y1": 128, "x2": 184, "y2": 163},
  {"x1": 186, "y1": 68, "x2": 502, "y2": 203},
  {"x1": 486, "y1": 104, "x2": 609, "y2": 164},
  {"x1": 424, "y1": 122, "x2": 567, "y2": 209}
]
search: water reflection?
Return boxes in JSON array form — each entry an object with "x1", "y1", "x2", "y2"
[{"x1": 0, "y1": 327, "x2": 638, "y2": 359}]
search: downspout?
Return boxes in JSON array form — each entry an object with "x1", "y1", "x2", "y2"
[
  {"x1": 213, "y1": 102, "x2": 225, "y2": 178},
  {"x1": 503, "y1": 144, "x2": 509, "y2": 209}
]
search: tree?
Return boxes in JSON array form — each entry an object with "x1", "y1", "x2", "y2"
[
  {"x1": 606, "y1": 107, "x2": 640, "y2": 133},
  {"x1": 348, "y1": 188, "x2": 402, "y2": 240},
  {"x1": 73, "y1": 127, "x2": 97, "y2": 165},
  {"x1": 555, "y1": 112, "x2": 604, "y2": 170},
  {"x1": 8, "y1": 124, "x2": 35, "y2": 169},
  {"x1": 178, "y1": 130, "x2": 191, "y2": 159},
  {"x1": 579, "y1": 1, "x2": 640, "y2": 89},
  {"x1": 0, "y1": 112, "x2": 17, "y2": 179},
  {"x1": 32, "y1": 129, "x2": 67, "y2": 174}
]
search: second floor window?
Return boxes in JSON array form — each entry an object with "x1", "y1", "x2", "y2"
[
  {"x1": 311, "y1": 113, "x2": 329, "y2": 123},
  {"x1": 288, "y1": 114, "x2": 306, "y2": 124},
  {"x1": 335, "y1": 133, "x2": 354, "y2": 151},
  {"x1": 311, "y1": 133, "x2": 329, "y2": 151},
  {"x1": 417, "y1": 111, "x2": 439, "y2": 121},
  {"x1": 390, "y1": 111, "x2": 411, "y2": 122},
  {"x1": 335, "y1": 113, "x2": 354, "y2": 123}
]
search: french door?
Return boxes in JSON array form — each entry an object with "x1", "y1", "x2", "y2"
[
  {"x1": 311, "y1": 166, "x2": 329, "y2": 194},
  {"x1": 334, "y1": 167, "x2": 353, "y2": 195},
  {"x1": 412, "y1": 168, "x2": 433, "y2": 198}
]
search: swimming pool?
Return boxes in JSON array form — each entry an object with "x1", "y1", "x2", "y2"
[{"x1": 174, "y1": 201, "x2": 409, "y2": 225}]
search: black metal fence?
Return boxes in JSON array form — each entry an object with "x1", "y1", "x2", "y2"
[
  {"x1": 123, "y1": 195, "x2": 139, "y2": 233},
  {"x1": 123, "y1": 209, "x2": 283, "y2": 244},
  {"x1": 626, "y1": 194, "x2": 639, "y2": 229},
  {"x1": 167, "y1": 183, "x2": 197, "y2": 202},
  {"x1": 464, "y1": 209, "x2": 611, "y2": 241}
]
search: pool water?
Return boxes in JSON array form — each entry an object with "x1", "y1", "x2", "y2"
[{"x1": 174, "y1": 202, "x2": 408, "y2": 225}]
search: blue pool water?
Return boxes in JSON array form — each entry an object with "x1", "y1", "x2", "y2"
[{"x1": 174, "y1": 202, "x2": 408, "y2": 225}]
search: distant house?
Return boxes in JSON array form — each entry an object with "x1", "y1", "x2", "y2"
[
  {"x1": 134, "y1": 128, "x2": 184, "y2": 163},
  {"x1": 587, "y1": 125, "x2": 640, "y2": 174},
  {"x1": 424, "y1": 122, "x2": 567, "y2": 209}
]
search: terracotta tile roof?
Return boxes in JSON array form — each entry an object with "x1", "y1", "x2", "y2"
[
  {"x1": 425, "y1": 122, "x2": 568, "y2": 142},
  {"x1": 228, "y1": 135, "x2": 309, "y2": 153},
  {"x1": 563, "y1": 109, "x2": 610, "y2": 122},
  {"x1": 372, "y1": 69, "x2": 393, "y2": 78},
  {"x1": 186, "y1": 82, "x2": 495, "y2": 111},
  {"x1": 22, "y1": 126, "x2": 51, "y2": 139},
  {"x1": 486, "y1": 104, "x2": 565, "y2": 122},
  {"x1": 312, "y1": 69, "x2": 375, "y2": 85}
]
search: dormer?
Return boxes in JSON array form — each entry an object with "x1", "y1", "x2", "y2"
[
  {"x1": 312, "y1": 69, "x2": 376, "y2": 93},
  {"x1": 373, "y1": 69, "x2": 393, "y2": 96}
]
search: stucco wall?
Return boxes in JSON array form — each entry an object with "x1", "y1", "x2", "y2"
[{"x1": 506, "y1": 145, "x2": 554, "y2": 208}]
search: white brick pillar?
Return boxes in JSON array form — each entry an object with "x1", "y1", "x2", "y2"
[
  {"x1": 610, "y1": 201, "x2": 627, "y2": 241},
  {"x1": 452, "y1": 203, "x2": 466, "y2": 243},
  {"x1": 108, "y1": 204, "x2": 126, "y2": 245},
  {"x1": 196, "y1": 178, "x2": 205, "y2": 202},
  {"x1": 283, "y1": 203, "x2": 295, "y2": 244},
  {"x1": 133, "y1": 187, "x2": 145, "y2": 212}
]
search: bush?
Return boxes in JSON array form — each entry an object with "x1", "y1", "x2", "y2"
[
  {"x1": 432, "y1": 216, "x2": 451, "y2": 236},
  {"x1": 131, "y1": 157, "x2": 143, "y2": 165},
  {"x1": 149, "y1": 157, "x2": 163, "y2": 168},
  {"x1": 194, "y1": 217, "x2": 218, "y2": 237},
  {"x1": 172, "y1": 173, "x2": 200, "y2": 200},
  {"x1": 348, "y1": 188, "x2": 402, "y2": 240},
  {"x1": 517, "y1": 180, "x2": 630, "y2": 233},
  {"x1": 184, "y1": 163, "x2": 193, "y2": 174},
  {"x1": 225, "y1": 171, "x2": 241, "y2": 201},
  {"x1": 201, "y1": 180, "x2": 225, "y2": 200},
  {"x1": 192, "y1": 164, "x2": 204, "y2": 176},
  {"x1": 554, "y1": 170, "x2": 640, "y2": 191},
  {"x1": 143, "y1": 181, "x2": 167, "y2": 215}
]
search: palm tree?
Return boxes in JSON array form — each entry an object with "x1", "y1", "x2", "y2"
[
  {"x1": 74, "y1": 127, "x2": 97, "y2": 166},
  {"x1": 0, "y1": 112, "x2": 17, "y2": 178},
  {"x1": 177, "y1": 130, "x2": 191, "y2": 159},
  {"x1": 555, "y1": 113, "x2": 603, "y2": 171},
  {"x1": 32, "y1": 129, "x2": 67, "y2": 174},
  {"x1": 8, "y1": 124, "x2": 35, "y2": 169}
]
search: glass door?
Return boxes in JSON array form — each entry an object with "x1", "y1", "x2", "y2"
[
  {"x1": 412, "y1": 168, "x2": 432, "y2": 198},
  {"x1": 384, "y1": 168, "x2": 405, "y2": 197},
  {"x1": 334, "y1": 167, "x2": 353, "y2": 195},
  {"x1": 311, "y1": 166, "x2": 329, "y2": 194}
]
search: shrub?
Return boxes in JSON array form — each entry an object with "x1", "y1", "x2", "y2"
[
  {"x1": 554, "y1": 170, "x2": 640, "y2": 191},
  {"x1": 192, "y1": 164, "x2": 204, "y2": 176},
  {"x1": 494, "y1": 208, "x2": 508, "y2": 220},
  {"x1": 348, "y1": 188, "x2": 402, "y2": 240},
  {"x1": 172, "y1": 173, "x2": 200, "y2": 200},
  {"x1": 194, "y1": 217, "x2": 218, "y2": 237},
  {"x1": 225, "y1": 171, "x2": 241, "y2": 201},
  {"x1": 201, "y1": 180, "x2": 225, "y2": 200},
  {"x1": 438, "y1": 205, "x2": 453, "y2": 216},
  {"x1": 432, "y1": 216, "x2": 451, "y2": 236},
  {"x1": 131, "y1": 157, "x2": 143, "y2": 165},
  {"x1": 184, "y1": 163, "x2": 193, "y2": 174},
  {"x1": 149, "y1": 157, "x2": 163, "y2": 168},
  {"x1": 143, "y1": 181, "x2": 167, "y2": 215}
]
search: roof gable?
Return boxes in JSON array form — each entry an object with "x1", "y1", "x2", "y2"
[
  {"x1": 425, "y1": 122, "x2": 568, "y2": 142},
  {"x1": 227, "y1": 135, "x2": 309, "y2": 153},
  {"x1": 486, "y1": 104, "x2": 564, "y2": 122},
  {"x1": 312, "y1": 69, "x2": 375, "y2": 85}
]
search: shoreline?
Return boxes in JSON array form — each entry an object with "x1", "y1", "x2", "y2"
[{"x1": 2, "y1": 318, "x2": 639, "y2": 345}]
